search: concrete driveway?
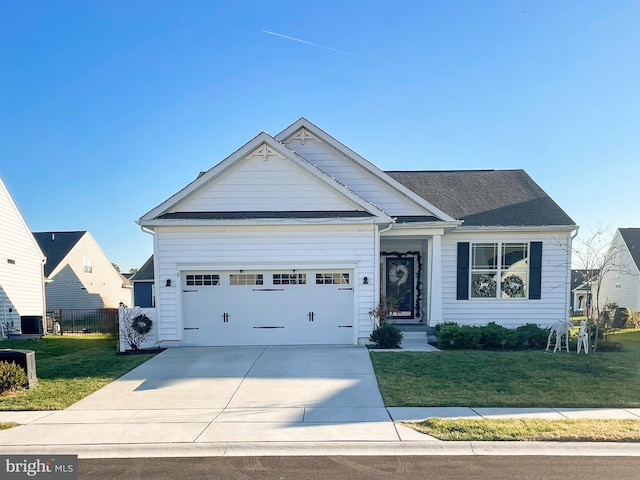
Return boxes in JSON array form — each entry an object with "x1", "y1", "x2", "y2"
[{"x1": 0, "y1": 345, "x2": 412, "y2": 448}]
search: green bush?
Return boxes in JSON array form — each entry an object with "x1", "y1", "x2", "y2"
[
  {"x1": 436, "y1": 323, "x2": 482, "y2": 350},
  {"x1": 436, "y1": 322, "x2": 549, "y2": 350},
  {"x1": 515, "y1": 323, "x2": 549, "y2": 349},
  {"x1": 0, "y1": 361, "x2": 28, "y2": 394},
  {"x1": 369, "y1": 323, "x2": 404, "y2": 349}
]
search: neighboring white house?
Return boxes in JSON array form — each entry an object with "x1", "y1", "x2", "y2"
[
  {"x1": 136, "y1": 118, "x2": 578, "y2": 347},
  {"x1": 0, "y1": 177, "x2": 46, "y2": 336},
  {"x1": 33, "y1": 231, "x2": 132, "y2": 310},
  {"x1": 598, "y1": 228, "x2": 640, "y2": 312}
]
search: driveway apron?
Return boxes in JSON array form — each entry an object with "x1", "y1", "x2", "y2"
[{"x1": 0, "y1": 345, "x2": 402, "y2": 446}]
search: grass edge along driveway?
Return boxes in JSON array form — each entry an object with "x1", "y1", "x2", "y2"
[{"x1": 0, "y1": 335, "x2": 157, "y2": 411}]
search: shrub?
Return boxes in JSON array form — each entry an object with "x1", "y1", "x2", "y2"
[
  {"x1": 369, "y1": 323, "x2": 403, "y2": 349},
  {"x1": 479, "y1": 322, "x2": 519, "y2": 349},
  {"x1": 515, "y1": 323, "x2": 549, "y2": 349},
  {"x1": 437, "y1": 322, "x2": 550, "y2": 350},
  {"x1": 0, "y1": 361, "x2": 28, "y2": 394},
  {"x1": 436, "y1": 323, "x2": 482, "y2": 350}
]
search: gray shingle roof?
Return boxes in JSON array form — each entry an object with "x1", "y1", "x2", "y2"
[
  {"x1": 619, "y1": 228, "x2": 640, "y2": 270},
  {"x1": 130, "y1": 255, "x2": 154, "y2": 281},
  {"x1": 386, "y1": 169, "x2": 575, "y2": 227},
  {"x1": 32, "y1": 231, "x2": 86, "y2": 277}
]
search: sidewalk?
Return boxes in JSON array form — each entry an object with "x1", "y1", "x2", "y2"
[{"x1": 0, "y1": 406, "x2": 639, "y2": 459}]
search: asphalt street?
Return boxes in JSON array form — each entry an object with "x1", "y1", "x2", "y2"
[{"x1": 79, "y1": 456, "x2": 640, "y2": 480}]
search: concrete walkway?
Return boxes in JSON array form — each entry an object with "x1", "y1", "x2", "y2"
[{"x1": 0, "y1": 345, "x2": 638, "y2": 458}]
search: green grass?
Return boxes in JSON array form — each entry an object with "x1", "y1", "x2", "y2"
[
  {"x1": 0, "y1": 335, "x2": 157, "y2": 411},
  {"x1": 406, "y1": 418, "x2": 640, "y2": 442},
  {"x1": 371, "y1": 330, "x2": 640, "y2": 407},
  {"x1": 0, "y1": 422, "x2": 19, "y2": 430}
]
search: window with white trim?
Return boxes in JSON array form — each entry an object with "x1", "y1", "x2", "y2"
[
  {"x1": 315, "y1": 273, "x2": 350, "y2": 285},
  {"x1": 273, "y1": 273, "x2": 306, "y2": 285},
  {"x1": 186, "y1": 274, "x2": 220, "y2": 286},
  {"x1": 230, "y1": 273, "x2": 264, "y2": 286},
  {"x1": 83, "y1": 257, "x2": 93, "y2": 273},
  {"x1": 470, "y1": 243, "x2": 528, "y2": 299}
]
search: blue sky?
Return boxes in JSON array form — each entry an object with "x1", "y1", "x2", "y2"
[{"x1": 2, "y1": 1, "x2": 639, "y2": 271}]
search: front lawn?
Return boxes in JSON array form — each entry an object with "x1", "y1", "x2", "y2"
[
  {"x1": 407, "y1": 418, "x2": 640, "y2": 442},
  {"x1": 371, "y1": 330, "x2": 640, "y2": 408},
  {"x1": 0, "y1": 335, "x2": 157, "y2": 410}
]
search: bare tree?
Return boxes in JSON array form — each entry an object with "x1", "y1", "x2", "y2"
[{"x1": 572, "y1": 224, "x2": 626, "y2": 371}]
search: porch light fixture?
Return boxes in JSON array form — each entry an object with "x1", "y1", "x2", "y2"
[
  {"x1": 363, "y1": 276, "x2": 368, "y2": 285},
  {"x1": 165, "y1": 279, "x2": 172, "y2": 287}
]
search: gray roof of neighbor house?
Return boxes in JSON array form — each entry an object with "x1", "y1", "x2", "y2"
[
  {"x1": 130, "y1": 255, "x2": 154, "y2": 281},
  {"x1": 571, "y1": 269, "x2": 599, "y2": 290},
  {"x1": 386, "y1": 169, "x2": 576, "y2": 227},
  {"x1": 32, "y1": 231, "x2": 86, "y2": 277},
  {"x1": 619, "y1": 228, "x2": 640, "y2": 270}
]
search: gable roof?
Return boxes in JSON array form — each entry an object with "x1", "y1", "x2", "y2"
[
  {"x1": 0, "y1": 177, "x2": 46, "y2": 261},
  {"x1": 139, "y1": 131, "x2": 392, "y2": 225},
  {"x1": 276, "y1": 118, "x2": 456, "y2": 223},
  {"x1": 386, "y1": 170, "x2": 576, "y2": 227},
  {"x1": 619, "y1": 228, "x2": 640, "y2": 270},
  {"x1": 130, "y1": 255, "x2": 154, "y2": 281},
  {"x1": 571, "y1": 269, "x2": 599, "y2": 290},
  {"x1": 32, "y1": 231, "x2": 86, "y2": 277}
]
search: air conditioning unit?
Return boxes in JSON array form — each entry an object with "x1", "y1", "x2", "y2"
[{"x1": 0, "y1": 349, "x2": 38, "y2": 389}]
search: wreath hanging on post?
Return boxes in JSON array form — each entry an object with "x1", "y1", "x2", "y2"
[
  {"x1": 501, "y1": 275, "x2": 525, "y2": 298},
  {"x1": 132, "y1": 314, "x2": 153, "y2": 335},
  {"x1": 472, "y1": 274, "x2": 497, "y2": 298}
]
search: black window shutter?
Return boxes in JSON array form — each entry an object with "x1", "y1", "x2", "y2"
[
  {"x1": 529, "y1": 241, "x2": 543, "y2": 300},
  {"x1": 457, "y1": 242, "x2": 470, "y2": 300}
]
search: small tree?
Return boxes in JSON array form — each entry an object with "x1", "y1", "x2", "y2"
[
  {"x1": 120, "y1": 307, "x2": 154, "y2": 351},
  {"x1": 572, "y1": 225, "x2": 628, "y2": 371}
]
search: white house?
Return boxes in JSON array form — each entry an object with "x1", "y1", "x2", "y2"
[
  {"x1": 33, "y1": 231, "x2": 132, "y2": 310},
  {"x1": 0, "y1": 177, "x2": 46, "y2": 337},
  {"x1": 598, "y1": 228, "x2": 640, "y2": 312},
  {"x1": 136, "y1": 118, "x2": 577, "y2": 347}
]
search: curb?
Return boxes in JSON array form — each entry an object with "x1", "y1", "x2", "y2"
[{"x1": 0, "y1": 441, "x2": 638, "y2": 459}]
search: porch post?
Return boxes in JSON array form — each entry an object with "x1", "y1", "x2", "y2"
[{"x1": 429, "y1": 234, "x2": 443, "y2": 324}]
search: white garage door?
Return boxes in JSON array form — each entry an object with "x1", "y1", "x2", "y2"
[{"x1": 181, "y1": 269, "x2": 354, "y2": 346}]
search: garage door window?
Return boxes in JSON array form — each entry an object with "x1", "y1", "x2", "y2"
[
  {"x1": 273, "y1": 273, "x2": 306, "y2": 285},
  {"x1": 186, "y1": 274, "x2": 220, "y2": 286},
  {"x1": 230, "y1": 273, "x2": 264, "y2": 285},
  {"x1": 316, "y1": 273, "x2": 350, "y2": 285}
]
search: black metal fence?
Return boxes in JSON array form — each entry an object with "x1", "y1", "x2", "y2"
[{"x1": 46, "y1": 309, "x2": 119, "y2": 335}]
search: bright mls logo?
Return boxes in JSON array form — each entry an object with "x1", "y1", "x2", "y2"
[{"x1": 2, "y1": 455, "x2": 77, "y2": 479}]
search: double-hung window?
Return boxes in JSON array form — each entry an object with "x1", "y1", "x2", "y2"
[{"x1": 470, "y1": 242, "x2": 528, "y2": 299}]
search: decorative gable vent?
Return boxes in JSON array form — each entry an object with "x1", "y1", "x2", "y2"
[
  {"x1": 249, "y1": 143, "x2": 285, "y2": 161},
  {"x1": 290, "y1": 128, "x2": 319, "y2": 145}
]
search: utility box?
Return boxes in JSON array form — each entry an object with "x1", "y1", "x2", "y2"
[
  {"x1": 0, "y1": 349, "x2": 38, "y2": 389},
  {"x1": 20, "y1": 316, "x2": 43, "y2": 335}
]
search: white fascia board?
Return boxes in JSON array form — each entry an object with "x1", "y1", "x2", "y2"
[
  {"x1": 275, "y1": 118, "x2": 457, "y2": 223},
  {"x1": 139, "y1": 131, "x2": 391, "y2": 224},
  {"x1": 0, "y1": 178, "x2": 47, "y2": 263},
  {"x1": 382, "y1": 221, "x2": 461, "y2": 237},
  {"x1": 139, "y1": 132, "x2": 273, "y2": 222},
  {"x1": 138, "y1": 217, "x2": 382, "y2": 228},
  {"x1": 453, "y1": 225, "x2": 579, "y2": 234}
]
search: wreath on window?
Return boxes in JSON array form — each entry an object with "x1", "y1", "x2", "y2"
[
  {"x1": 501, "y1": 275, "x2": 525, "y2": 298},
  {"x1": 131, "y1": 314, "x2": 153, "y2": 335},
  {"x1": 472, "y1": 274, "x2": 497, "y2": 298}
]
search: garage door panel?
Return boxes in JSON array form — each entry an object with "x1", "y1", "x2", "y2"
[{"x1": 182, "y1": 269, "x2": 354, "y2": 346}]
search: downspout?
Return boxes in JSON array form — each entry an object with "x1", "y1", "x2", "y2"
[
  {"x1": 566, "y1": 228, "x2": 579, "y2": 319},
  {"x1": 374, "y1": 219, "x2": 396, "y2": 313}
]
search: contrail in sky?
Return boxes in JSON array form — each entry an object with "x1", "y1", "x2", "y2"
[{"x1": 262, "y1": 30, "x2": 348, "y2": 54}]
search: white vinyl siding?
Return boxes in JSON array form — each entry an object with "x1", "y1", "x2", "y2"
[
  {"x1": 174, "y1": 152, "x2": 356, "y2": 213},
  {"x1": 45, "y1": 233, "x2": 132, "y2": 309},
  {"x1": 285, "y1": 138, "x2": 433, "y2": 216},
  {"x1": 597, "y1": 231, "x2": 640, "y2": 311},
  {"x1": 153, "y1": 224, "x2": 376, "y2": 344},
  {"x1": 442, "y1": 231, "x2": 572, "y2": 327},
  {"x1": 0, "y1": 179, "x2": 45, "y2": 326}
]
